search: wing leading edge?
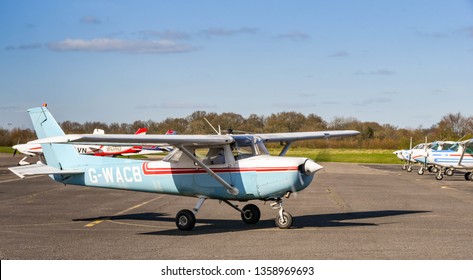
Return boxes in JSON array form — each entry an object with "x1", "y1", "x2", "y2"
[
  {"x1": 29, "y1": 130, "x2": 359, "y2": 147},
  {"x1": 256, "y1": 130, "x2": 360, "y2": 142}
]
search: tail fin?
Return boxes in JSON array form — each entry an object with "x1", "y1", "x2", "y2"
[
  {"x1": 135, "y1": 127, "x2": 147, "y2": 135},
  {"x1": 29, "y1": 106, "x2": 65, "y2": 139},
  {"x1": 28, "y1": 106, "x2": 81, "y2": 169}
]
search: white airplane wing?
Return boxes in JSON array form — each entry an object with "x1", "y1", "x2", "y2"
[
  {"x1": 29, "y1": 130, "x2": 359, "y2": 148},
  {"x1": 9, "y1": 163, "x2": 84, "y2": 179},
  {"x1": 256, "y1": 130, "x2": 360, "y2": 142},
  {"x1": 30, "y1": 134, "x2": 235, "y2": 147}
]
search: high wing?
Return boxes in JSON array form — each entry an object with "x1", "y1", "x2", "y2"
[
  {"x1": 255, "y1": 130, "x2": 360, "y2": 156},
  {"x1": 30, "y1": 130, "x2": 359, "y2": 147},
  {"x1": 9, "y1": 163, "x2": 84, "y2": 179},
  {"x1": 256, "y1": 130, "x2": 360, "y2": 142},
  {"x1": 30, "y1": 134, "x2": 235, "y2": 147}
]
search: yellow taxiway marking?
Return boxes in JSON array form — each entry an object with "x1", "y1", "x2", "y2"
[
  {"x1": 85, "y1": 220, "x2": 104, "y2": 227},
  {"x1": 84, "y1": 195, "x2": 165, "y2": 228}
]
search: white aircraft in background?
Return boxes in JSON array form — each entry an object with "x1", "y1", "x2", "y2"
[
  {"x1": 10, "y1": 106, "x2": 360, "y2": 231},
  {"x1": 12, "y1": 127, "x2": 149, "y2": 165},
  {"x1": 426, "y1": 139, "x2": 473, "y2": 181},
  {"x1": 394, "y1": 140, "x2": 457, "y2": 175},
  {"x1": 411, "y1": 140, "x2": 457, "y2": 175}
]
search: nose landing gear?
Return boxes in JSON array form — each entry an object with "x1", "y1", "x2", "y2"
[{"x1": 271, "y1": 198, "x2": 293, "y2": 229}]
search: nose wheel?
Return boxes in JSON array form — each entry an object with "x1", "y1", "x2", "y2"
[{"x1": 271, "y1": 198, "x2": 293, "y2": 229}]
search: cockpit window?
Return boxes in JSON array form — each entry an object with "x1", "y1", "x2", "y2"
[
  {"x1": 448, "y1": 144, "x2": 460, "y2": 152},
  {"x1": 231, "y1": 135, "x2": 269, "y2": 159}
]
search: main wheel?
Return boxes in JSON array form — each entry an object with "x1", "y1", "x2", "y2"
[
  {"x1": 436, "y1": 173, "x2": 443, "y2": 180},
  {"x1": 417, "y1": 167, "x2": 425, "y2": 175},
  {"x1": 465, "y1": 172, "x2": 473, "y2": 181},
  {"x1": 241, "y1": 204, "x2": 261, "y2": 224},
  {"x1": 175, "y1": 209, "x2": 196, "y2": 231},
  {"x1": 445, "y1": 168, "x2": 454, "y2": 176},
  {"x1": 407, "y1": 166, "x2": 413, "y2": 172},
  {"x1": 275, "y1": 211, "x2": 293, "y2": 229}
]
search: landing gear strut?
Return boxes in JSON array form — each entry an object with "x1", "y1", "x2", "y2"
[
  {"x1": 271, "y1": 198, "x2": 293, "y2": 229},
  {"x1": 175, "y1": 197, "x2": 206, "y2": 231},
  {"x1": 174, "y1": 196, "x2": 295, "y2": 231}
]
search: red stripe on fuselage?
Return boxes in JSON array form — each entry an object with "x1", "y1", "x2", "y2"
[{"x1": 141, "y1": 162, "x2": 298, "y2": 176}]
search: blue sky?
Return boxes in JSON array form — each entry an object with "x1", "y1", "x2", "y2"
[{"x1": 1, "y1": 0, "x2": 472, "y2": 130}]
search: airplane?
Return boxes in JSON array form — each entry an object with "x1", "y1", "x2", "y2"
[
  {"x1": 393, "y1": 140, "x2": 456, "y2": 175},
  {"x1": 426, "y1": 139, "x2": 473, "y2": 181},
  {"x1": 9, "y1": 106, "x2": 360, "y2": 231},
  {"x1": 12, "y1": 127, "x2": 150, "y2": 165},
  {"x1": 413, "y1": 140, "x2": 457, "y2": 175}
]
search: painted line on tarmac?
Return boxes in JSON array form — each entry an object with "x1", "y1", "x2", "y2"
[
  {"x1": 85, "y1": 195, "x2": 166, "y2": 228},
  {"x1": 0, "y1": 175, "x2": 43, "y2": 184}
]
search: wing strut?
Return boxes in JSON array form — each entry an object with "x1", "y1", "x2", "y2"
[
  {"x1": 458, "y1": 142, "x2": 467, "y2": 166},
  {"x1": 279, "y1": 142, "x2": 293, "y2": 156},
  {"x1": 178, "y1": 145, "x2": 239, "y2": 196}
]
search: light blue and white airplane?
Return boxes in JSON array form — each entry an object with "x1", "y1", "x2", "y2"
[
  {"x1": 426, "y1": 139, "x2": 473, "y2": 181},
  {"x1": 9, "y1": 106, "x2": 359, "y2": 231}
]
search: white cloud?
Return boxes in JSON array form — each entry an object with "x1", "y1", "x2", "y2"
[
  {"x1": 47, "y1": 38, "x2": 197, "y2": 54},
  {"x1": 141, "y1": 30, "x2": 192, "y2": 40},
  {"x1": 80, "y1": 16, "x2": 101, "y2": 25},
  {"x1": 329, "y1": 51, "x2": 350, "y2": 57},
  {"x1": 355, "y1": 69, "x2": 396, "y2": 76},
  {"x1": 200, "y1": 27, "x2": 259, "y2": 38},
  {"x1": 275, "y1": 32, "x2": 311, "y2": 41}
]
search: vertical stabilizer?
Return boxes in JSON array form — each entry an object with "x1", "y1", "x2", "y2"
[
  {"x1": 28, "y1": 106, "x2": 65, "y2": 139},
  {"x1": 28, "y1": 106, "x2": 80, "y2": 169}
]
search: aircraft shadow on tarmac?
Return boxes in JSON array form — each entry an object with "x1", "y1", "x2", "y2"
[{"x1": 73, "y1": 210, "x2": 429, "y2": 236}]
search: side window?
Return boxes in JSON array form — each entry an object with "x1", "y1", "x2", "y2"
[{"x1": 195, "y1": 147, "x2": 226, "y2": 165}]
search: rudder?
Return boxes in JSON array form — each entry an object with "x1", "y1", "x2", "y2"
[{"x1": 28, "y1": 106, "x2": 81, "y2": 169}]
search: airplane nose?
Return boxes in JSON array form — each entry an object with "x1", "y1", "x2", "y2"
[{"x1": 302, "y1": 159, "x2": 323, "y2": 175}]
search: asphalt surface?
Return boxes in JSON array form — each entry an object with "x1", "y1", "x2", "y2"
[{"x1": 1, "y1": 154, "x2": 473, "y2": 260}]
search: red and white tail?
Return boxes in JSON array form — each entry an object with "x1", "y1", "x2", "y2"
[{"x1": 135, "y1": 128, "x2": 147, "y2": 135}]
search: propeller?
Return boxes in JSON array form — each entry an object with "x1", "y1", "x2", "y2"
[{"x1": 12, "y1": 138, "x2": 21, "y2": 157}]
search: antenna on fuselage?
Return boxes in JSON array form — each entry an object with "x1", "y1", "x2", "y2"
[{"x1": 204, "y1": 117, "x2": 221, "y2": 135}]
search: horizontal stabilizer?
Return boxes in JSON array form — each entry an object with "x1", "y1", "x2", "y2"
[{"x1": 9, "y1": 163, "x2": 84, "y2": 179}]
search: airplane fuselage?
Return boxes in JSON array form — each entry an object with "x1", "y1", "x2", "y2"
[{"x1": 53, "y1": 155, "x2": 316, "y2": 201}]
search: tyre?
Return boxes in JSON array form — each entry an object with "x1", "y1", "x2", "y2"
[
  {"x1": 175, "y1": 209, "x2": 196, "y2": 231},
  {"x1": 275, "y1": 211, "x2": 293, "y2": 229},
  {"x1": 407, "y1": 166, "x2": 413, "y2": 172},
  {"x1": 241, "y1": 204, "x2": 261, "y2": 224},
  {"x1": 417, "y1": 168, "x2": 424, "y2": 175},
  {"x1": 445, "y1": 168, "x2": 454, "y2": 176},
  {"x1": 436, "y1": 173, "x2": 443, "y2": 180},
  {"x1": 465, "y1": 172, "x2": 473, "y2": 181}
]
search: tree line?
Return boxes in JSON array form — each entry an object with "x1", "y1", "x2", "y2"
[{"x1": 1, "y1": 111, "x2": 472, "y2": 149}]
